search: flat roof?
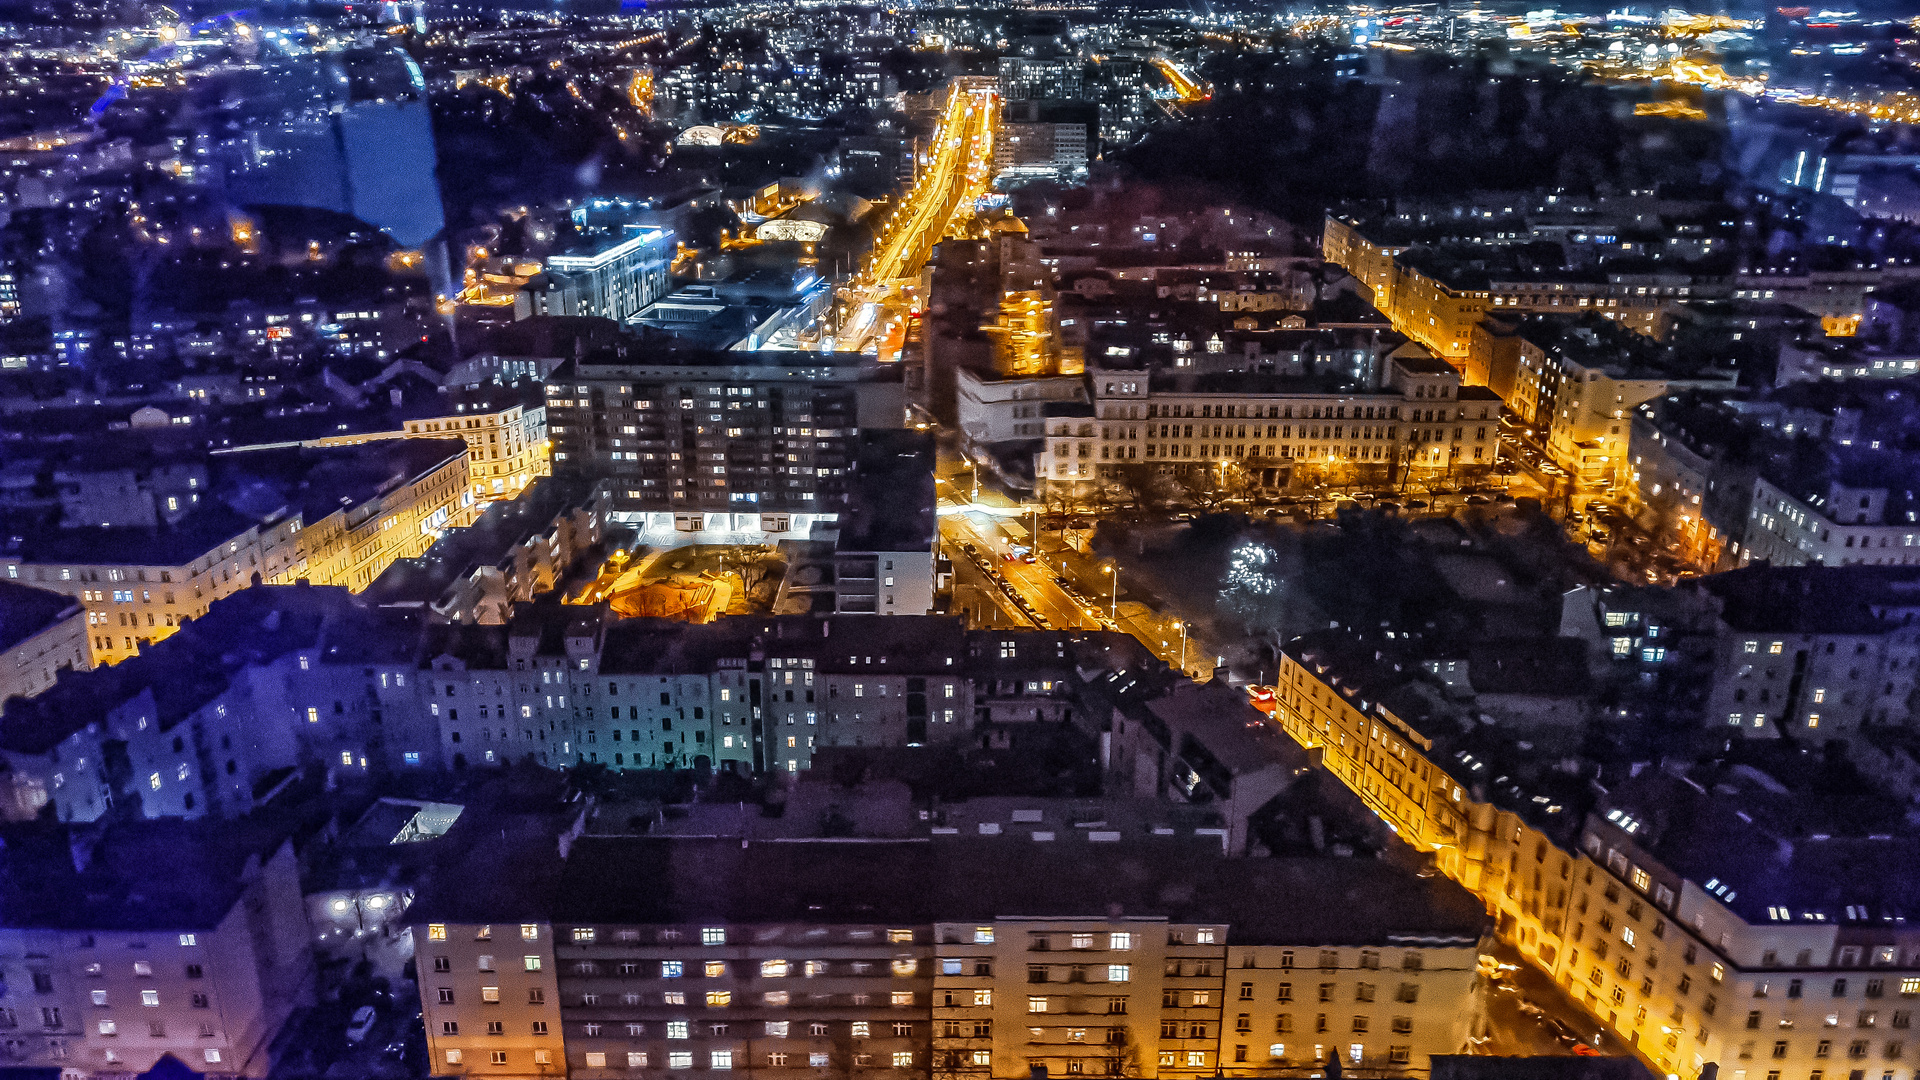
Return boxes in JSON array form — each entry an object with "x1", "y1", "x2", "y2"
[{"x1": 530, "y1": 836, "x2": 1487, "y2": 946}]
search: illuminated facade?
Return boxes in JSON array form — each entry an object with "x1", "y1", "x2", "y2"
[
  {"x1": 1038, "y1": 355, "x2": 1502, "y2": 497},
  {"x1": 541, "y1": 228, "x2": 675, "y2": 323},
  {"x1": 1271, "y1": 636, "x2": 1920, "y2": 1080},
  {"x1": 0, "y1": 582, "x2": 90, "y2": 704},
  {"x1": 0, "y1": 441, "x2": 475, "y2": 665},
  {"x1": 413, "y1": 837, "x2": 1485, "y2": 1080}
]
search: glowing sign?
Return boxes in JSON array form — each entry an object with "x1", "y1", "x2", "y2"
[
  {"x1": 756, "y1": 219, "x2": 829, "y2": 242},
  {"x1": 677, "y1": 126, "x2": 724, "y2": 147}
]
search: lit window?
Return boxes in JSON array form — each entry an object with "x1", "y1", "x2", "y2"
[
  {"x1": 1108, "y1": 965, "x2": 1131, "y2": 983},
  {"x1": 703, "y1": 928, "x2": 726, "y2": 945},
  {"x1": 1110, "y1": 933, "x2": 1132, "y2": 951},
  {"x1": 667, "y1": 1022, "x2": 689, "y2": 1040},
  {"x1": 975, "y1": 927, "x2": 995, "y2": 944},
  {"x1": 521, "y1": 925, "x2": 539, "y2": 941},
  {"x1": 1029, "y1": 998, "x2": 1048, "y2": 1014},
  {"x1": 762, "y1": 960, "x2": 789, "y2": 978},
  {"x1": 707, "y1": 991, "x2": 731, "y2": 1007},
  {"x1": 669, "y1": 1052, "x2": 694, "y2": 1069},
  {"x1": 428, "y1": 925, "x2": 447, "y2": 941},
  {"x1": 706, "y1": 962, "x2": 726, "y2": 978}
]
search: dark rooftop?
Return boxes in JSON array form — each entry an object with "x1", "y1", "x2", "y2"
[
  {"x1": 838, "y1": 429, "x2": 936, "y2": 554},
  {"x1": 531, "y1": 836, "x2": 1487, "y2": 946},
  {"x1": 0, "y1": 580, "x2": 80, "y2": 656}
]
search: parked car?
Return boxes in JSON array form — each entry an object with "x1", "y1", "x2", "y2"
[{"x1": 347, "y1": 1006, "x2": 377, "y2": 1045}]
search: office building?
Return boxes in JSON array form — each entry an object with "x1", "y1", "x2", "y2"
[
  {"x1": 1040, "y1": 351, "x2": 1501, "y2": 497},
  {"x1": 541, "y1": 228, "x2": 676, "y2": 323}
]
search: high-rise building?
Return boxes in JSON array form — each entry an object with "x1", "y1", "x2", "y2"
[
  {"x1": 543, "y1": 349, "x2": 909, "y2": 547},
  {"x1": 205, "y1": 48, "x2": 447, "y2": 252},
  {"x1": 998, "y1": 57, "x2": 1085, "y2": 102}
]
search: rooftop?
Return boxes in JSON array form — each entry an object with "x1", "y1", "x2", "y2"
[
  {"x1": 0, "y1": 816, "x2": 294, "y2": 931},
  {"x1": 535, "y1": 836, "x2": 1487, "y2": 946},
  {"x1": 0, "y1": 580, "x2": 81, "y2": 657}
]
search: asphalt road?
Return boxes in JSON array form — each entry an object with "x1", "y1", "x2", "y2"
[{"x1": 1472, "y1": 941, "x2": 1647, "y2": 1072}]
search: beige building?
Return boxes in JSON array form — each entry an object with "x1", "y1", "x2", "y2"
[
  {"x1": 314, "y1": 403, "x2": 549, "y2": 505},
  {"x1": 0, "y1": 580, "x2": 90, "y2": 703},
  {"x1": 0, "y1": 440, "x2": 475, "y2": 665},
  {"x1": 410, "y1": 836, "x2": 1488, "y2": 1080},
  {"x1": 1271, "y1": 632, "x2": 1920, "y2": 1080},
  {"x1": 420, "y1": 919, "x2": 566, "y2": 1079},
  {"x1": 1042, "y1": 353, "x2": 1502, "y2": 498}
]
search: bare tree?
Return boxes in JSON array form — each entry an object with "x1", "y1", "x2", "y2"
[{"x1": 1176, "y1": 462, "x2": 1252, "y2": 511}]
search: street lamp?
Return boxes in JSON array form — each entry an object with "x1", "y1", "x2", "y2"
[
  {"x1": 1103, "y1": 565, "x2": 1116, "y2": 623},
  {"x1": 1170, "y1": 620, "x2": 1189, "y2": 675}
]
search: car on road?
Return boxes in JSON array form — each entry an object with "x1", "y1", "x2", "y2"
[
  {"x1": 1465, "y1": 494, "x2": 1492, "y2": 505},
  {"x1": 346, "y1": 1006, "x2": 377, "y2": 1045},
  {"x1": 1541, "y1": 1017, "x2": 1579, "y2": 1044},
  {"x1": 1571, "y1": 1043, "x2": 1601, "y2": 1056}
]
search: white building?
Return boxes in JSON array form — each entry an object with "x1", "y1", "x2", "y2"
[{"x1": 955, "y1": 369, "x2": 1087, "y2": 445}]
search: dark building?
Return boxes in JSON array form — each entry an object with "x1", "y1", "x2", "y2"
[{"x1": 543, "y1": 348, "x2": 908, "y2": 547}]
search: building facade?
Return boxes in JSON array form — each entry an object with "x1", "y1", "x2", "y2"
[
  {"x1": 544, "y1": 352, "x2": 908, "y2": 547},
  {"x1": 0, "y1": 581, "x2": 91, "y2": 704},
  {"x1": 1038, "y1": 353, "x2": 1501, "y2": 497},
  {"x1": 0, "y1": 441, "x2": 476, "y2": 666},
  {"x1": 0, "y1": 829, "x2": 311, "y2": 1080},
  {"x1": 411, "y1": 837, "x2": 1486, "y2": 1080}
]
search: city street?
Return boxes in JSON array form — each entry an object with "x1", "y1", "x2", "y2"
[{"x1": 1472, "y1": 942, "x2": 1643, "y2": 1067}]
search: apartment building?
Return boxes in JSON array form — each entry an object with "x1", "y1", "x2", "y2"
[
  {"x1": 1626, "y1": 399, "x2": 1750, "y2": 569},
  {"x1": 1492, "y1": 315, "x2": 1736, "y2": 492},
  {"x1": 0, "y1": 820, "x2": 311, "y2": 1079},
  {"x1": 0, "y1": 440, "x2": 476, "y2": 665},
  {"x1": 1742, "y1": 469, "x2": 1920, "y2": 569},
  {"x1": 0, "y1": 589, "x2": 1148, "y2": 817},
  {"x1": 1042, "y1": 350, "x2": 1502, "y2": 496},
  {"x1": 397, "y1": 401, "x2": 549, "y2": 502},
  {"x1": 0, "y1": 585, "x2": 433, "y2": 822},
  {"x1": 1695, "y1": 566, "x2": 1920, "y2": 736},
  {"x1": 543, "y1": 348, "x2": 907, "y2": 547},
  {"x1": 409, "y1": 835, "x2": 1487, "y2": 1080},
  {"x1": 1570, "y1": 768, "x2": 1920, "y2": 1080},
  {"x1": 1271, "y1": 629, "x2": 1920, "y2": 1080},
  {"x1": 0, "y1": 580, "x2": 90, "y2": 704}
]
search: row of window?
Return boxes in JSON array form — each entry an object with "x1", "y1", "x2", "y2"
[
  {"x1": 1747, "y1": 1009, "x2": 1913, "y2": 1030},
  {"x1": 570, "y1": 959, "x2": 924, "y2": 980}
]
